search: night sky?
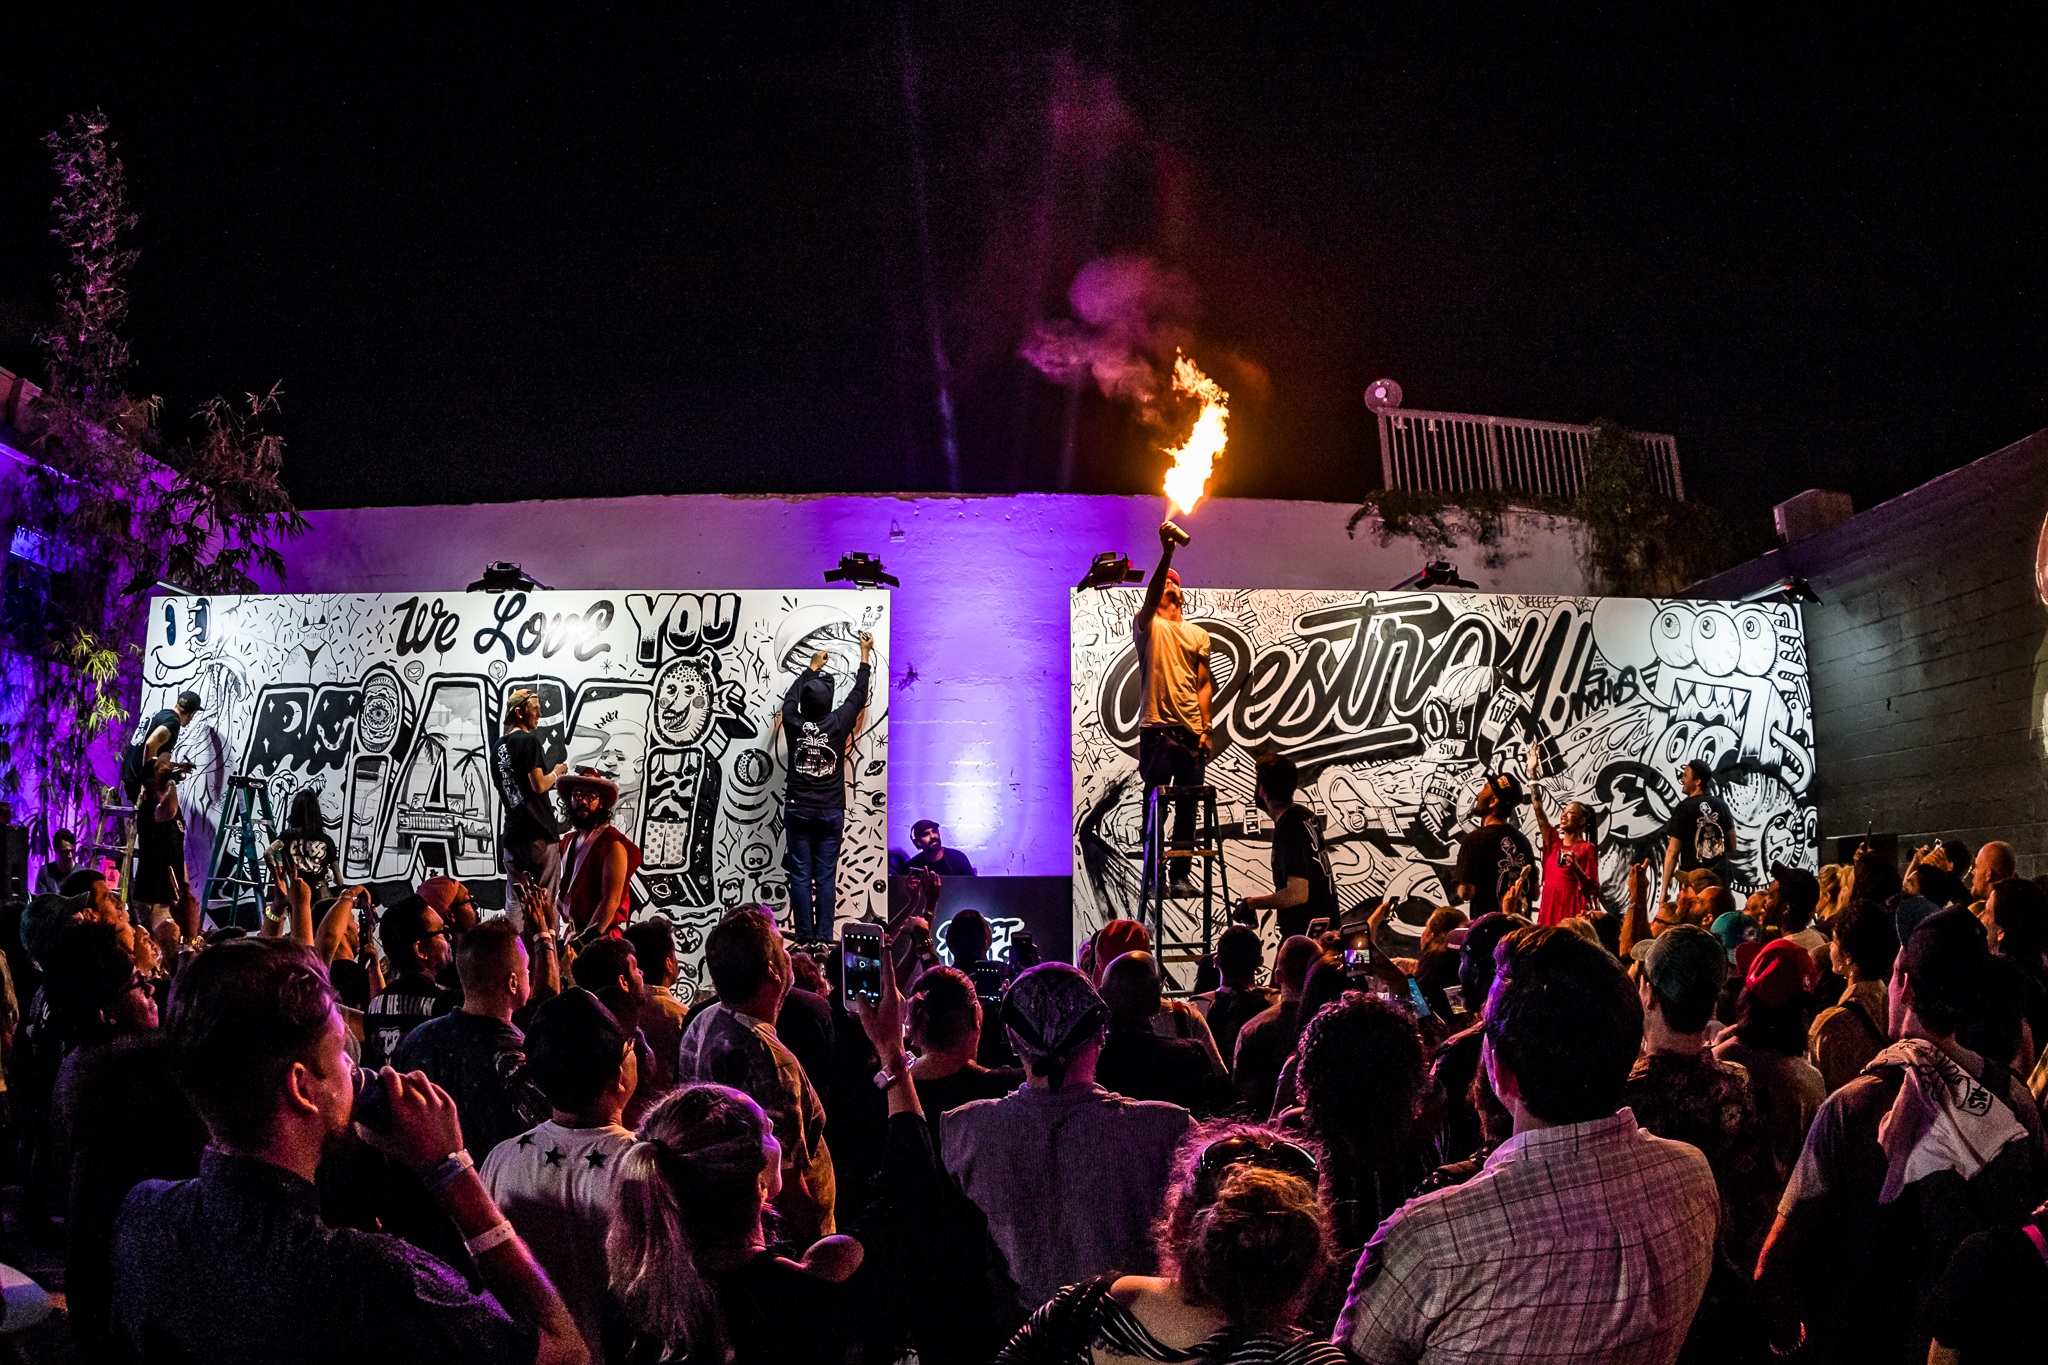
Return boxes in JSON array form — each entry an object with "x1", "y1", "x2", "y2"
[{"x1": 1, "y1": 7, "x2": 2042, "y2": 540}]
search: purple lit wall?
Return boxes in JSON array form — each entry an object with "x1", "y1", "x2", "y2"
[{"x1": 259, "y1": 493, "x2": 1589, "y2": 875}]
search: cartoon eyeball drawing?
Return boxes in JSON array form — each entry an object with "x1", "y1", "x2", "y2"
[
  {"x1": 1734, "y1": 607, "x2": 1775, "y2": 677},
  {"x1": 1651, "y1": 606, "x2": 1695, "y2": 669},
  {"x1": 1692, "y1": 608, "x2": 1739, "y2": 677}
]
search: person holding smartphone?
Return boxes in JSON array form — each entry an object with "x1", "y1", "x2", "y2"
[{"x1": 613, "y1": 924, "x2": 998, "y2": 1364}]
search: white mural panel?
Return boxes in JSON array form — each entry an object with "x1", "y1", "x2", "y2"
[
  {"x1": 135, "y1": 589, "x2": 889, "y2": 999},
  {"x1": 1071, "y1": 589, "x2": 1815, "y2": 949}
]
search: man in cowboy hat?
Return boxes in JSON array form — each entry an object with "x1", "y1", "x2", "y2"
[{"x1": 555, "y1": 767, "x2": 641, "y2": 942}]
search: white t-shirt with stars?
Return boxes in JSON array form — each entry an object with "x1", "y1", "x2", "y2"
[{"x1": 481, "y1": 1118, "x2": 636, "y2": 1353}]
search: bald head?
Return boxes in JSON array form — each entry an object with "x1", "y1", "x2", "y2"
[
  {"x1": 1275, "y1": 934, "x2": 1319, "y2": 998},
  {"x1": 1100, "y1": 950, "x2": 1164, "y2": 1024},
  {"x1": 1974, "y1": 842, "x2": 2017, "y2": 899}
]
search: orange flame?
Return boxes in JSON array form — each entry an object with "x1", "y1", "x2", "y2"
[{"x1": 1161, "y1": 353, "x2": 1228, "y2": 517}]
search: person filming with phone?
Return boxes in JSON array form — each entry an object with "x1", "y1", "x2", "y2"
[{"x1": 612, "y1": 923, "x2": 995, "y2": 1364}]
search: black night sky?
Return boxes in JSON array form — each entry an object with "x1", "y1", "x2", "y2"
[{"x1": 1, "y1": 7, "x2": 2042, "y2": 540}]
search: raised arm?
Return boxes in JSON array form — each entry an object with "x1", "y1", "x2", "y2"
[
  {"x1": 1619, "y1": 859, "x2": 1654, "y2": 957},
  {"x1": 522, "y1": 885, "x2": 563, "y2": 1008},
  {"x1": 1656, "y1": 836, "x2": 1680, "y2": 914},
  {"x1": 362, "y1": 1070, "x2": 589, "y2": 1364},
  {"x1": 1135, "y1": 523, "x2": 1179, "y2": 627}
]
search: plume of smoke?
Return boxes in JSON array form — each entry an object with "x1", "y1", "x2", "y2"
[{"x1": 1020, "y1": 256, "x2": 1196, "y2": 421}]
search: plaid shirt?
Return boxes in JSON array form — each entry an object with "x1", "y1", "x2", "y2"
[{"x1": 1337, "y1": 1108, "x2": 1718, "y2": 1365}]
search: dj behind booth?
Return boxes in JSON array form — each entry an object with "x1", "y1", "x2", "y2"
[{"x1": 883, "y1": 873, "x2": 1071, "y2": 972}]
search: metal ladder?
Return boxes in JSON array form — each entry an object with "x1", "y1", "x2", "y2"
[
  {"x1": 1141, "y1": 783, "x2": 1230, "y2": 996},
  {"x1": 84, "y1": 801, "x2": 140, "y2": 905},
  {"x1": 206, "y1": 776, "x2": 278, "y2": 930}
]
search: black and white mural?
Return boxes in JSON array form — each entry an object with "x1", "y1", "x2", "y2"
[
  {"x1": 1071, "y1": 589, "x2": 1817, "y2": 947},
  {"x1": 136, "y1": 590, "x2": 888, "y2": 998}
]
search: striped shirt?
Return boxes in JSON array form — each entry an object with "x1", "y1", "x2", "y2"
[
  {"x1": 1337, "y1": 1108, "x2": 1717, "y2": 1365},
  {"x1": 999, "y1": 1278, "x2": 1350, "y2": 1365}
]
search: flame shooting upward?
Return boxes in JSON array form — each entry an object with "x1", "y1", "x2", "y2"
[{"x1": 1161, "y1": 353, "x2": 1228, "y2": 518}]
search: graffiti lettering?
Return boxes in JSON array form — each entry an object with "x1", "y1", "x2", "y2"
[
  {"x1": 1072, "y1": 588, "x2": 1818, "y2": 957},
  {"x1": 394, "y1": 596, "x2": 461, "y2": 656},
  {"x1": 1101, "y1": 601, "x2": 1513, "y2": 770},
  {"x1": 475, "y1": 593, "x2": 616, "y2": 664},
  {"x1": 626, "y1": 592, "x2": 741, "y2": 664}
]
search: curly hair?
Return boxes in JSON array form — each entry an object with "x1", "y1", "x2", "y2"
[
  {"x1": 1152, "y1": 1120, "x2": 1331, "y2": 1332},
  {"x1": 1297, "y1": 992, "x2": 1429, "y2": 1168}
]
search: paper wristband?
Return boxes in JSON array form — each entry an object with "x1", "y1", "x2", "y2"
[{"x1": 464, "y1": 1221, "x2": 517, "y2": 1256}]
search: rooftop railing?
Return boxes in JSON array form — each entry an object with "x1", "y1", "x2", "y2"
[{"x1": 1374, "y1": 405, "x2": 1683, "y2": 502}]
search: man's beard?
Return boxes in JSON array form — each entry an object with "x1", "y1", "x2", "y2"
[{"x1": 570, "y1": 806, "x2": 615, "y2": 833}]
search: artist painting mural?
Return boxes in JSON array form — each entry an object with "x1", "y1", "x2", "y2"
[
  {"x1": 1071, "y1": 589, "x2": 1817, "y2": 949},
  {"x1": 134, "y1": 589, "x2": 889, "y2": 1000}
]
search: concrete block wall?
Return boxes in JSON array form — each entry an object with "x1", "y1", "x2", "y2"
[
  {"x1": 1692, "y1": 428, "x2": 2048, "y2": 875},
  {"x1": 261, "y1": 491, "x2": 1591, "y2": 876}
]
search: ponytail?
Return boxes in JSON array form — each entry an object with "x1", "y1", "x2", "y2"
[{"x1": 606, "y1": 1084, "x2": 772, "y2": 1363}]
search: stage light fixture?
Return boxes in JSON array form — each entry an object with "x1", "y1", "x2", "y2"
[
  {"x1": 467, "y1": 561, "x2": 550, "y2": 593},
  {"x1": 1078, "y1": 552, "x2": 1145, "y2": 591},
  {"x1": 823, "y1": 553, "x2": 898, "y2": 588},
  {"x1": 1740, "y1": 576, "x2": 1822, "y2": 606},
  {"x1": 1392, "y1": 560, "x2": 1478, "y2": 591}
]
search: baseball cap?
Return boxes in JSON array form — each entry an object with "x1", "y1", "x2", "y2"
[
  {"x1": 1642, "y1": 923, "x2": 1728, "y2": 1010},
  {"x1": 416, "y1": 876, "x2": 468, "y2": 917},
  {"x1": 1902, "y1": 906, "x2": 1990, "y2": 1009},
  {"x1": 1164, "y1": 568, "x2": 1181, "y2": 586},
  {"x1": 1744, "y1": 938, "x2": 1819, "y2": 1009},
  {"x1": 1710, "y1": 910, "x2": 1760, "y2": 959},
  {"x1": 1089, "y1": 919, "x2": 1151, "y2": 986},
  {"x1": 1770, "y1": 864, "x2": 1821, "y2": 918},
  {"x1": 912, "y1": 819, "x2": 940, "y2": 837}
]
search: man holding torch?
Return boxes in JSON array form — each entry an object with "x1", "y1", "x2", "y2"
[{"x1": 1134, "y1": 520, "x2": 1213, "y2": 892}]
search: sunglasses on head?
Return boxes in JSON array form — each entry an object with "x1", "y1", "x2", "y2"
[{"x1": 1195, "y1": 1135, "x2": 1319, "y2": 1190}]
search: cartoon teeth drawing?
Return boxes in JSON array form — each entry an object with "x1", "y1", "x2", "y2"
[{"x1": 1644, "y1": 603, "x2": 1781, "y2": 769}]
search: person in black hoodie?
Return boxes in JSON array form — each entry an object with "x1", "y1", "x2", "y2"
[{"x1": 770, "y1": 632, "x2": 873, "y2": 942}]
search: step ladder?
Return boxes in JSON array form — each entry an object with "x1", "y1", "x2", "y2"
[
  {"x1": 84, "y1": 801, "x2": 140, "y2": 905},
  {"x1": 206, "y1": 776, "x2": 278, "y2": 931},
  {"x1": 1141, "y1": 783, "x2": 1230, "y2": 996}
]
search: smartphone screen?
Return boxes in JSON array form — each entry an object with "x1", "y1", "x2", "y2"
[
  {"x1": 842, "y1": 924, "x2": 884, "y2": 1003},
  {"x1": 1306, "y1": 917, "x2": 1331, "y2": 939}
]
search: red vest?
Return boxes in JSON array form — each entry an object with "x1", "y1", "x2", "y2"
[{"x1": 559, "y1": 824, "x2": 642, "y2": 933}]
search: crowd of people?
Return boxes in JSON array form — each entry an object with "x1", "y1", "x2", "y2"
[
  {"x1": 3, "y1": 790, "x2": 2041, "y2": 1365},
  {"x1": 0, "y1": 576, "x2": 2040, "y2": 1364}
]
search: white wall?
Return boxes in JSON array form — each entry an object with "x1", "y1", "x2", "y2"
[{"x1": 264, "y1": 492, "x2": 1590, "y2": 874}]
